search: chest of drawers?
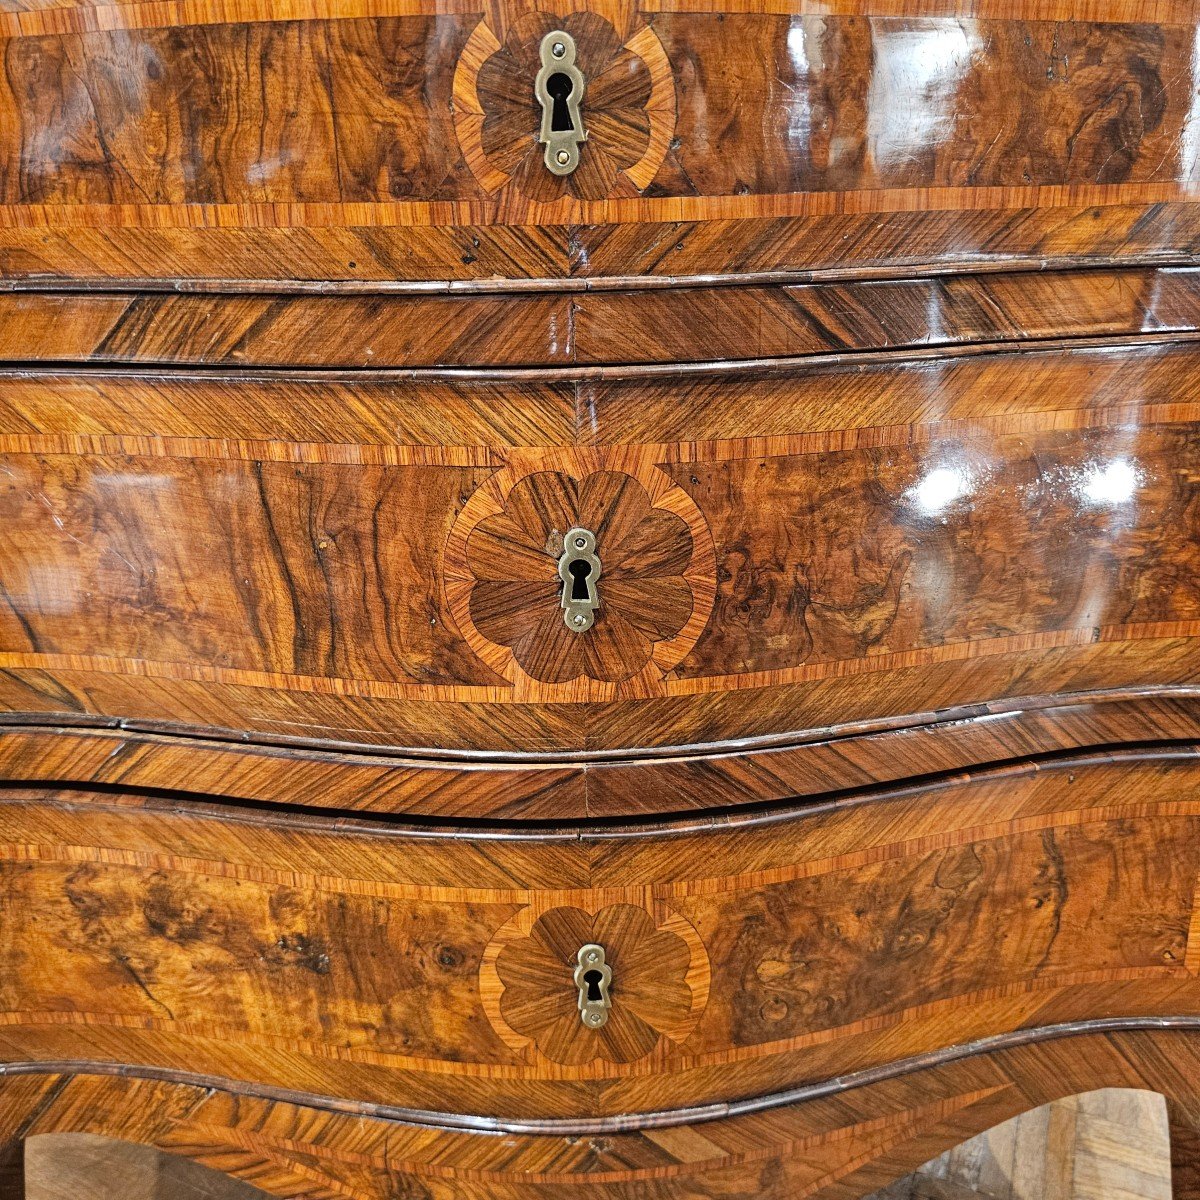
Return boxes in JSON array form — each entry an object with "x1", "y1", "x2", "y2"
[{"x1": 3, "y1": 2, "x2": 1200, "y2": 1197}]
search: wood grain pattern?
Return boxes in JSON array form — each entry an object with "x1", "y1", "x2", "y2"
[
  {"x1": 6, "y1": 3, "x2": 1200, "y2": 1196},
  {"x1": 0, "y1": 757, "x2": 1198, "y2": 1193},
  {"x1": 7, "y1": 266, "x2": 1200, "y2": 368},
  {"x1": 4, "y1": 0, "x2": 1200, "y2": 33},
  {"x1": 465, "y1": 11, "x2": 672, "y2": 202},
  {"x1": 0, "y1": 4, "x2": 1199, "y2": 283},
  {"x1": 0, "y1": 1033, "x2": 1194, "y2": 1199},
  {"x1": 1, "y1": 339, "x2": 1199, "y2": 779},
  {"x1": 30, "y1": 1089, "x2": 1175, "y2": 1200},
  {"x1": 0, "y1": 11, "x2": 1186, "y2": 211},
  {"x1": 2, "y1": 690, "x2": 1200, "y2": 820},
  {"x1": 10, "y1": 201, "x2": 1200, "y2": 289},
  {"x1": 0, "y1": 749, "x2": 1194, "y2": 1127}
]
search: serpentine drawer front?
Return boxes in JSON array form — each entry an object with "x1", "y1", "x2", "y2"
[{"x1": 4, "y1": 1, "x2": 1200, "y2": 1198}]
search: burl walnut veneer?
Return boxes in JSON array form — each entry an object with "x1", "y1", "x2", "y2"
[{"x1": 2, "y1": 1, "x2": 1200, "y2": 1197}]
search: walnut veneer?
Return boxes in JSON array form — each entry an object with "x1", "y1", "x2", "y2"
[{"x1": 2, "y1": 2, "x2": 1200, "y2": 1197}]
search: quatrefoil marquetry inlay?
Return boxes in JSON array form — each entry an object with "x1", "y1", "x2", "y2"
[
  {"x1": 444, "y1": 458, "x2": 716, "y2": 692},
  {"x1": 486, "y1": 903, "x2": 708, "y2": 1065},
  {"x1": 452, "y1": 8, "x2": 676, "y2": 201}
]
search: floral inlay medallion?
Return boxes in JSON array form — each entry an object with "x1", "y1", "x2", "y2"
[
  {"x1": 491, "y1": 903, "x2": 704, "y2": 1065},
  {"x1": 453, "y1": 8, "x2": 675, "y2": 201},
  {"x1": 444, "y1": 457, "x2": 716, "y2": 693}
]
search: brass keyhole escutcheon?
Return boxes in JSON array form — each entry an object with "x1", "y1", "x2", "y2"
[
  {"x1": 559, "y1": 527, "x2": 601, "y2": 632},
  {"x1": 574, "y1": 944, "x2": 612, "y2": 1028},
  {"x1": 535, "y1": 31, "x2": 587, "y2": 176}
]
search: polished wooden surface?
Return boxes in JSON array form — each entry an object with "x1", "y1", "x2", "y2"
[
  {"x1": 2, "y1": 339, "x2": 1200, "y2": 793},
  {"x1": 0, "y1": 753, "x2": 1197, "y2": 1194},
  {"x1": 0, "y1": 750, "x2": 1196, "y2": 1121},
  {"x1": 21, "y1": 1088, "x2": 1175, "y2": 1200},
  {"x1": 1, "y1": 0, "x2": 1200, "y2": 284},
  {"x1": 4, "y1": 266, "x2": 1200, "y2": 367},
  {"x1": 4, "y1": 1027, "x2": 1200, "y2": 1196},
  {"x1": 3, "y1": 0, "x2": 1200, "y2": 1196}
]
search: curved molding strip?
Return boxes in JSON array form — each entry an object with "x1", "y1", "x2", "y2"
[
  {"x1": 2, "y1": 328, "x2": 1200, "y2": 382},
  {"x1": 6, "y1": 1016, "x2": 1200, "y2": 1137},
  {"x1": 3, "y1": 683, "x2": 1190, "y2": 765},
  {"x1": 3, "y1": 743, "x2": 1200, "y2": 839},
  {"x1": 3, "y1": 688, "x2": 1200, "y2": 822},
  {"x1": 0, "y1": 254, "x2": 1193, "y2": 296},
  {"x1": 6, "y1": 265, "x2": 1200, "y2": 372}
]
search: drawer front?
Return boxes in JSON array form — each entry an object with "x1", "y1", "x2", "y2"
[
  {"x1": 2, "y1": 341, "x2": 1200, "y2": 814},
  {"x1": 6, "y1": 267, "x2": 1200, "y2": 369},
  {"x1": 2, "y1": 748, "x2": 1199, "y2": 1128},
  {"x1": 0, "y1": 0, "x2": 1198, "y2": 286}
]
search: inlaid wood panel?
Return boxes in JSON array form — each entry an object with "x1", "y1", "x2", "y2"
[
  {"x1": 0, "y1": 339, "x2": 1199, "y2": 797},
  {"x1": 0, "y1": 11, "x2": 1187, "y2": 209},
  {"x1": 0, "y1": 749, "x2": 1195, "y2": 1124},
  {"x1": 2, "y1": 2, "x2": 1200, "y2": 283},
  {"x1": 5, "y1": 266, "x2": 1200, "y2": 368},
  {"x1": 4, "y1": 4, "x2": 1200, "y2": 1199},
  {"x1": 0, "y1": 754, "x2": 1198, "y2": 1194}
]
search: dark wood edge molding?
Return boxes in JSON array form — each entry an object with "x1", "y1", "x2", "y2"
[
  {"x1": 5, "y1": 329, "x2": 1200, "y2": 382},
  {"x1": 6, "y1": 1017, "x2": 1200, "y2": 1137},
  {"x1": 6, "y1": 742, "x2": 1200, "y2": 839},
  {"x1": 11, "y1": 265, "x2": 1200, "y2": 369},
  {"x1": 4, "y1": 254, "x2": 1198, "y2": 297},
  {"x1": 4, "y1": 684, "x2": 1198, "y2": 766}
]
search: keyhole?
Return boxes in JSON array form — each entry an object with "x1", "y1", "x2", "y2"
[
  {"x1": 568, "y1": 557, "x2": 592, "y2": 601},
  {"x1": 547, "y1": 72, "x2": 575, "y2": 132},
  {"x1": 583, "y1": 969, "x2": 604, "y2": 1002}
]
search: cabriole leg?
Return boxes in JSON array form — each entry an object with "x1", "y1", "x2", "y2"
[
  {"x1": 1168, "y1": 1100, "x2": 1200, "y2": 1200},
  {"x1": 0, "y1": 1138, "x2": 24, "y2": 1200}
]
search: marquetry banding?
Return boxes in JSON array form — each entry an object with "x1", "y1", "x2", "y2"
[{"x1": 3, "y1": 0, "x2": 1199, "y2": 40}]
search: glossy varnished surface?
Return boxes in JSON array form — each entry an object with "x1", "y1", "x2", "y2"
[
  {"x1": 2, "y1": 1, "x2": 1200, "y2": 283},
  {"x1": 0, "y1": 1077, "x2": 1180, "y2": 1200},
  {"x1": 1, "y1": 339, "x2": 1199, "y2": 791},
  {"x1": 0, "y1": 751, "x2": 1197, "y2": 1194},
  {"x1": 2, "y1": 11, "x2": 1185, "y2": 209},
  {"x1": 8, "y1": 1029, "x2": 1200, "y2": 1199},
  {"x1": 0, "y1": 750, "x2": 1196, "y2": 1120},
  {"x1": 4, "y1": 0, "x2": 1200, "y2": 1195},
  {"x1": 5, "y1": 266, "x2": 1200, "y2": 367}
]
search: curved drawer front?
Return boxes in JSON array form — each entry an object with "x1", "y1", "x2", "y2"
[
  {"x1": 1, "y1": 0, "x2": 1200, "y2": 285},
  {"x1": 2, "y1": 340, "x2": 1200, "y2": 813},
  {"x1": 2, "y1": 748, "x2": 1200, "y2": 1130}
]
